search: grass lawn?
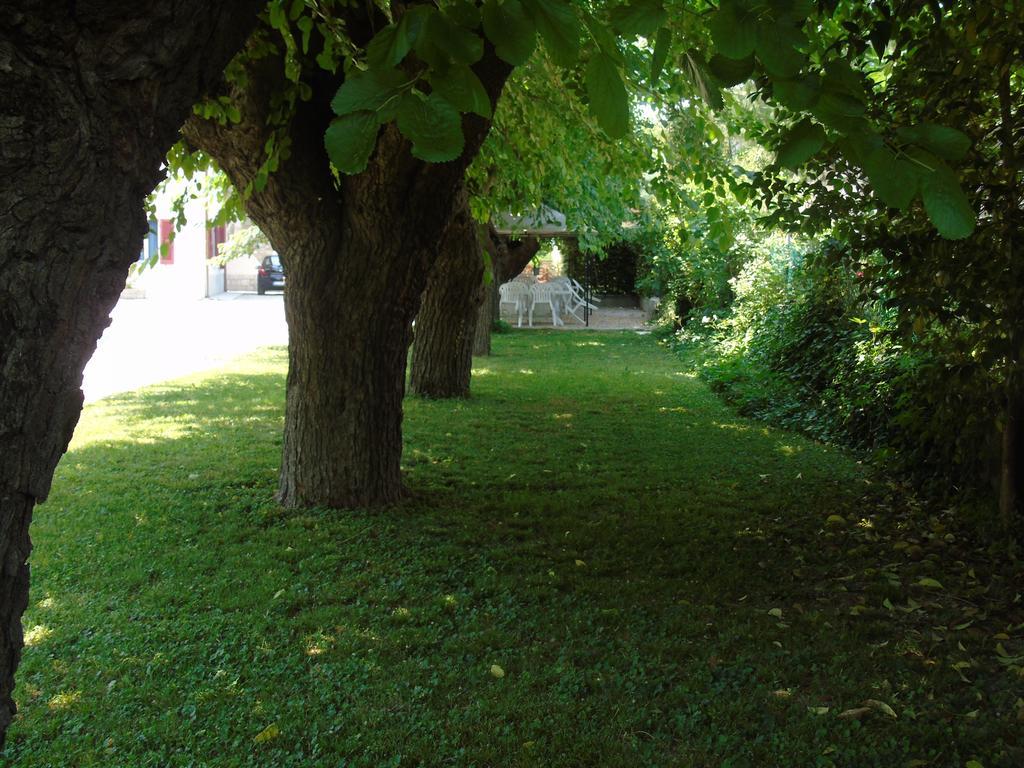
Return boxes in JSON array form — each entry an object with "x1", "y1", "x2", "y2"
[{"x1": 5, "y1": 332, "x2": 1022, "y2": 767}]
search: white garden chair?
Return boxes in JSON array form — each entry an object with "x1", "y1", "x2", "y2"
[
  {"x1": 549, "y1": 277, "x2": 597, "y2": 322},
  {"x1": 499, "y1": 280, "x2": 533, "y2": 327},
  {"x1": 529, "y1": 282, "x2": 565, "y2": 327}
]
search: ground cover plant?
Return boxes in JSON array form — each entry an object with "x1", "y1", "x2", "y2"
[{"x1": 6, "y1": 333, "x2": 1022, "y2": 766}]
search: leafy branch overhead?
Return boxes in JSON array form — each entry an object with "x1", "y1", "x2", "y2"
[
  {"x1": 324, "y1": 0, "x2": 650, "y2": 174},
  {"x1": 184, "y1": 0, "x2": 980, "y2": 243},
  {"x1": 704, "y1": 0, "x2": 976, "y2": 239}
]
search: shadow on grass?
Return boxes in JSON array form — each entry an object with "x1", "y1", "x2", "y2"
[{"x1": 8, "y1": 335, "x2": 1021, "y2": 767}]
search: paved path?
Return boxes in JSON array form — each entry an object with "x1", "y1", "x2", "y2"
[
  {"x1": 82, "y1": 293, "x2": 287, "y2": 403},
  {"x1": 499, "y1": 306, "x2": 649, "y2": 330},
  {"x1": 82, "y1": 292, "x2": 646, "y2": 403}
]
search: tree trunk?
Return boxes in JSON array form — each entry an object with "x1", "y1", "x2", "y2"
[
  {"x1": 410, "y1": 194, "x2": 485, "y2": 398},
  {"x1": 0, "y1": 0, "x2": 259, "y2": 743},
  {"x1": 472, "y1": 281, "x2": 497, "y2": 356},
  {"x1": 183, "y1": 30, "x2": 511, "y2": 507},
  {"x1": 466, "y1": 230, "x2": 541, "y2": 357},
  {"x1": 999, "y1": 388, "x2": 1024, "y2": 532},
  {"x1": 277, "y1": 224, "x2": 415, "y2": 506}
]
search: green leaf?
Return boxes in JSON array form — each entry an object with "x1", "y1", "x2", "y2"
[
  {"x1": 773, "y1": 74, "x2": 820, "y2": 110},
  {"x1": 869, "y1": 19, "x2": 892, "y2": 57},
  {"x1": 650, "y1": 27, "x2": 671, "y2": 85},
  {"x1": 523, "y1": 0, "x2": 581, "y2": 68},
  {"x1": 776, "y1": 119, "x2": 826, "y2": 169},
  {"x1": 860, "y1": 146, "x2": 918, "y2": 210},
  {"x1": 416, "y1": 9, "x2": 484, "y2": 67},
  {"x1": 708, "y1": 0, "x2": 758, "y2": 60},
  {"x1": 816, "y1": 90, "x2": 866, "y2": 118},
  {"x1": 296, "y1": 16, "x2": 313, "y2": 54},
  {"x1": 823, "y1": 60, "x2": 866, "y2": 101},
  {"x1": 774, "y1": 0, "x2": 814, "y2": 23},
  {"x1": 430, "y1": 65, "x2": 492, "y2": 118},
  {"x1": 755, "y1": 22, "x2": 806, "y2": 79},
  {"x1": 584, "y1": 15, "x2": 624, "y2": 64},
  {"x1": 609, "y1": 0, "x2": 667, "y2": 38},
  {"x1": 330, "y1": 68, "x2": 408, "y2": 117},
  {"x1": 708, "y1": 54, "x2": 754, "y2": 87},
  {"x1": 920, "y1": 161, "x2": 975, "y2": 240},
  {"x1": 324, "y1": 113, "x2": 379, "y2": 174},
  {"x1": 915, "y1": 577, "x2": 944, "y2": 589},
  {"x1": 366, "y1": 24, "x2": 408, "y2": 69},
  {"x1": 253, "y1": 723, "x2": 281, "y2": 744},
  {"x1": 585, "y1": 52, "x2": 630, "y2": 139},
  {"x1": 447, "y1": 0, "x2": 481, "y2": 29},
  {"x1": 396, "y1": 93, "x2": 465, "y2": 162},
  {"x1": 482, "y1": 0, "x2": 537, "y2": 65},
  {"x1": 896, "y1": 123, "x2": 971, "y2": 162}
]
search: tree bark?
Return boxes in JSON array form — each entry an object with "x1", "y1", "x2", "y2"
[
  {"x1": 0, "y1": 0, "x2": 260, "y2": 743},
  {"x1": 183, "y1": 27, "x2": 511, "y2": 506},
  {"x1": 472, "y1": 280, "x2": 498, "y2": 356},
  {"x1": 409, "y1": 192, "x2": 485, "y2": 398}
]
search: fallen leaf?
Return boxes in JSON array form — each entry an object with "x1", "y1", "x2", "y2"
[
  {"x1": 865, "y1": 699, "x2": 898, "y2": 718},
  {"x1": 772, "y1": 689, "x2": 792, "y2": 699},
  {"x1": 837, "y1": 707, "x2": 872, "y2": 719},
  {"x1": 826, "y1": 515, "x2": 846, "y2": 527},
  {"x1": 574, "y1": 559, "x2": 586, "y2": 567},
  {"x1": 916, "y1": 578, "x2": 944, "y2": 589},
  {"x1": 768, "y1": 608, "x2": 783, "y2": 619},
  {"x1": 253, "y1": 723, "x2": 280, "y2": 744},
  {"x1": 490, "y1": 664, "x2": 505, "y2": 679},
  {"x1": 807, "y1": 706, "x2": 830, "y2": 715}
]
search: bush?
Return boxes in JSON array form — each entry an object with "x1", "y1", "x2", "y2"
[{"x1": 674, "y1": 239, "x2": 1002, "y2": 509}]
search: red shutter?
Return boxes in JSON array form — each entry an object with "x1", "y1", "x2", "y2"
[
  {"x1": 158, "y1": 219, "x2": 174, "y2": 264},
  {"x1": 206, "y1": 224, "x2": 227, "y2": 260}
]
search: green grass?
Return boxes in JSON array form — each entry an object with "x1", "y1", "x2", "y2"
[{"x1": 5, "y1": 332, "x2": 1022, "y2": 767}]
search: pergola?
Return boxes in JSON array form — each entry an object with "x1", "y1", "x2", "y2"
[{"x1": 491, "y1": 206, "x2": 596, "y2": 326}]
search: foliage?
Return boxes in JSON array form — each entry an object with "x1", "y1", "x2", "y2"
[
  {"x1": 465, "y1": 51, "x2": 657, "y2": 254},
  {"x1": 167, "y1": 0, "x2": 979, "y2": 245},
  {"x1": 216, "y1": 224, "x2": 272, "y2": 265},
  {"x1": 670, "y1": 238, "x2": 1011, "y2": 516},
  {"x1": 8, "y1": 336, "x2": 1023, "y2": 766},
  {"x1": 321, "y1": 0, "x2": 655, "y2": 175}
]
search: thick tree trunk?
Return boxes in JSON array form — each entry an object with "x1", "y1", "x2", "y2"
[
  {"x1": 277, "y1": 224, "x2": 415, "y2": 506},
  {"x1": 183, "y1": 30, "x2": 511, "y2": 507},
  {"x1": 410, "y1": 194, "x2": 485, "y2": 398},
  {"x1": 0, "y1": 0, "x2": 259, "y2": 743}
]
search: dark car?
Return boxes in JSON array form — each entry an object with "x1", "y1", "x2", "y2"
[{"x1": 257, "y1": 253, "x2": 285, "y2": 295}]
